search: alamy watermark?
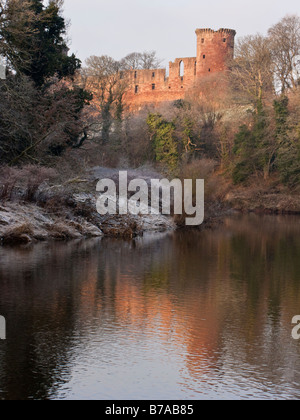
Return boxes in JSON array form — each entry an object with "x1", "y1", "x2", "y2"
[
  {"x1": 96, "y1": 171, "x2": 204, "y2": 226},
  {"x1": 0, "y1": 316, "x2": 6, "y2": 340},
  {"x1": 292, "y1": 316, "x2": 300, "y2": 340},
  {"x1": 0, "y1": 57, "x2": 6, "y2": 80}
]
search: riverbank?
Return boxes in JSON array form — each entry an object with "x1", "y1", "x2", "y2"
[
  {"x1": 0, "y1": 165, "x2": 177, "y2": 246},
  {"x1": 224, "y1": 183, "x2": 300, "y2": 214},
  {"x1": 0, "y1": 198, "x2": 176, "y2": 246},
  {"x1": 1, "y1": 213, "x2": 300, "y2": 400},
  {"x1": 1, "y1": 166, "x2": 299, "y2": 246}
]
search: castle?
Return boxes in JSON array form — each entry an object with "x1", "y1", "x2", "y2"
[{"x1": 124, "y1": 28, "x2": 236, "y2": 110}]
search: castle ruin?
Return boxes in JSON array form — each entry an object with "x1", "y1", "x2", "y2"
[{"x1": 124, "y1": 28, "x2": 236, "y2": 110}]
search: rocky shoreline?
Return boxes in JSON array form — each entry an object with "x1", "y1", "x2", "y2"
[
  {"x1": 1, "y1": 190, "x2": 299, "y2": 246},
  {"x1": 0, "y1": 166, "x2": 178, "y2": 246},
  {"x1": 224, "y1": 187, "x2": 300, "y2": 215},
  {"x1": 1, "y1": 166, "x2": 300, "y2": 247},
  {"x1": 0, "y1": 195, "x2": 176, "y2": 246}
]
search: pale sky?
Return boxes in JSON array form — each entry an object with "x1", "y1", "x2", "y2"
[{"x1": 63, "y1": 0, "x2": 299, "y2": 67}]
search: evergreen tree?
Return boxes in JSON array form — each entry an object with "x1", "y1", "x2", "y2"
[
  {"x1": 1, "y1": 0, "x2": 80, "y2": 86},
  {"x1": 232, "y1": 103, "x2": 272, "y2": 183},
  {"x1": 0, "y1": 1, "x2": 90, "y2": 163},
  {"x1": 147, "y1": 113, "x2": 179, "y2": 172},
  {"x1": 275, "y1": 96, "x2": 300, "y2": 186}
]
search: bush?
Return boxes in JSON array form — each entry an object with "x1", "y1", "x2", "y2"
[
  {"x1": 2, "y1": 223, "x2": 33, "y2": 245},
  {"x1": 0, "y1": 165, "x2": 57, "y2": 202},
  {"x1": 147, "y1": 113, "x2": 179, "y2": 173},
  {"x1": 21, "y1": 166, "x2": 57, "y2": 201},
  {"x1": 0, "y1": 166, "x2": 19, "y2": 201}
]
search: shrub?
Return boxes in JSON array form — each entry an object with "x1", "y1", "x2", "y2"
[
  {"x1": 2, "y1": 223, "x2": 33, "y2": 245},
  {"x1": 21, "y1": 165, "x2": 57, "y2": 201},
  {"x1": 147, "y1": 113, "x2": 179, "y2": 173},
  {"x1": 0, "y1": 166, "x2": 19, "y2": 201},
  {"x1": 0, "y1": 165, "x2": 57, "y2": 202}
]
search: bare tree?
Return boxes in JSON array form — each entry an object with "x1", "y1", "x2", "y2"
[
  {"x1": 230, "y1": 34, "x2": 274, "y2": 106},
  {"x1": 139, "y1": 51, "x2": 162, "y2": 69},
  {"x1": 85, "y1": 55, "x2": 121, "y2": 78},
  {"x1": 82, "y1": 55, "x2": 129, "y2": 143},
  {"x1": 268, "y1": 14, "x2": 300, "y2": 93},
  {"x1": 0, "y1": 74, "x2": 89, "y2": 164},
  {"x1": 121, "y1": 50, "x2": 162, "y2": 70},
  {"x1": 120, "y1": 52, "x2": 141, "y2": 70},
  {"x1": 0, "y1": 0, "x2": 37, "y2": 72}
]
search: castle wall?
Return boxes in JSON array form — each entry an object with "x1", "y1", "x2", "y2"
[
  {"x1": 195, "y1": 28, "x2": 236, "y2": 76},
  {"x1": 124, "y1": 28, "x2": 236, "y2": 111}
]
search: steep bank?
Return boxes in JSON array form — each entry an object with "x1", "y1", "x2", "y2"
[
  {"x1": 0, "y1": 199, "x2": 176, "y2": 246},
  {"x1": 1, "y1": 166, "x2": 299, "y2": 246},
  {"x1": 0, "y1": 166, "x2": 176, "y2": 246},
  {"x1": 224, "y1": 184, "x2": 300, "y2": 214}
]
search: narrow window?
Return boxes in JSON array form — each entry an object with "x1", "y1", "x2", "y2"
[
  {"x1": 208, "y1": 68, "x2": 211, "y2": 72},
  {"x1": 223, "y1": 38, "x2": 226, "y2": 43},
  {"x1": 135, "y1": 85, "x2": 139, "y2": 94},
  {"x1": 152, "y1": 84, "x2": 155, "y2": 90},
  {"x1": 179, "y1": 60, "x2": 184, "y2": 77},
  {"x1": 152, "y1": 72, "x2": 155, "y2": 78},
  {"x1": 203, "y1": 55, "x2": 206, "y2": 59},
  {"x1": 134, "y1": 71, "x2": 137, "y2": 79},
  {"x1": 201, "y1": 38, "x2": 205, "y2": 44}
]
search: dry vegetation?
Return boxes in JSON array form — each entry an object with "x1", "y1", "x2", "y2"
[{"x1": 1, "y1": 4, "x2": 300, "y2": 245}]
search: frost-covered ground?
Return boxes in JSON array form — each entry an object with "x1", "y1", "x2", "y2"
[{"x1": 0, "y1": 166, "x2": 176, "y2": 246}]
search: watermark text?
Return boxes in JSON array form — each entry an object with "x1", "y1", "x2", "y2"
[
  {"x1": 96, "y1": 171, "x2": 204, "y2": 226},
  {"x1": 0, "y1": 58, "x2": 6, "y2": 80},
  {"x1": 292, "y1": 316, "x2": 300, "y2": 340},
  {"x1": 0, "y1": 316, "x2": 6, "y2": 340}
]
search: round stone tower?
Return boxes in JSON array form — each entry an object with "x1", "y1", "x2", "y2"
[{"x1": 195, "y1": 28, "x2": 236, "y2": 77}]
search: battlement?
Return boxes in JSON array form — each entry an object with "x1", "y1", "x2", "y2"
[
  {"x1": 195, "y1": 28, "x2": 236, "y2": 36},
  {"x1": 124, "y1": 27, "x2": 236, "y2": 111}
]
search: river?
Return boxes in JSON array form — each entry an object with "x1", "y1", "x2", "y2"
[{"x1": 0, "y1": 214, "x2": 300, "y2": 400}]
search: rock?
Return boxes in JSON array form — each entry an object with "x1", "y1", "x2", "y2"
[
  {"x1": 79, "y1": 222, "x2": 103, "y2": 238},
  {"x1": 0, "y1": 213, "x2": 10, "y2": 226},
  {"x1": 1, "y1": 223, "x2": 34, "y2": 245},
  {"x1": 73, "y1": 193, "x2": 95, "y2": 204},
  {"x1": 45, "y1": 222, "x2": 82, "y2": 240},
  {"x1": 0, "y1": 165, "x2": 177, "y2": 247},
  {"x1": 140, "y1": 214, "x2": 176, "y2": 232}
]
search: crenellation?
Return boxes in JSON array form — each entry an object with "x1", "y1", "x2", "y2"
[{"x1": 124, "y1": 27, "x2": 236, "y2": 111}]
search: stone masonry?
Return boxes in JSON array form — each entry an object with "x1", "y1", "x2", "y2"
[{"x1": 124, "y1": 28, "x2": 236, "y2": 111}]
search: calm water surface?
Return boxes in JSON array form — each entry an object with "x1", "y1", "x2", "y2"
[{"x1": 0, "y1": 214, "x2": 300, "y2": 400}]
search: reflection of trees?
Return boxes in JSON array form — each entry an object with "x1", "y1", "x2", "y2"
[
  {"x1": 203, "y1": 215, "x2": 300, "y2": 393},
  {"x1": 94, "y1": 219, "x2": 300, "y2": 395},
  {"x1": 1, "y1": 214, "x2": 300, "y2": 399},
  {"x1": 225, "y1": 215, "x2": 300, "y2": 322},
  {"x1": 0, "y1": 239, "x2": 102, "y2": 400}
]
